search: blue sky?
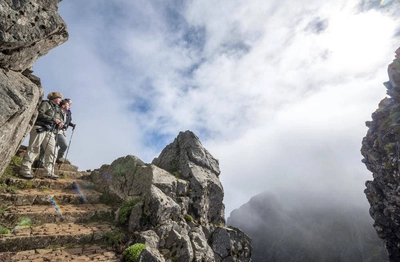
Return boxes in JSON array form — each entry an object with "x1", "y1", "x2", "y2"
[{"x1": 31, "y1": 0, "x2": 400, "y2": 217}]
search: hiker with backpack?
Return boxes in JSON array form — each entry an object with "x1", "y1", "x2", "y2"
[
  {"x1": 38, "y1": 98, "x2": 76, "y2": 165},
  {"x1": 19, "y1": 92, "x2": 64, "y2": 180},
  {"x1": 55, "y1": 98, "x2": 76, "y2": 163}
]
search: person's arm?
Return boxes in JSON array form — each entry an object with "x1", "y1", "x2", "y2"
[{"x1": 68, "y1": 111, "x2": 76, "y2": 129}]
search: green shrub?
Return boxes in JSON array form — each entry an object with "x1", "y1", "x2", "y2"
[
  {"x1": 0, "y1": 206, "x2": 8, "y2": 214},
  {"x1": 184, "y1": 214, "x2": 195, "y2": 223},
  {"x1": 98, "y1": 191, "x2": 120, "y2": 205},
  {"x1": 122, "y1": 243, "x2": 146, "y2": 262},
  {"x1": 18, "y1": 217, "x2": 32, "y2": 227},
  {"x1": 0, "y1": 183, "x2": 15, "y2": 194},
  {"x1": 1, "y1": 155, "x2": 22, "y2": 180},
  {"x1": 18, "y1": 181, "x2": 33, "y2": 189},
  {"x1": 384, "y1": 142, "x2": 397, "y2": 155},
  {"x1": 46, "y1": 244, "x2": 61, "y2": 251},
  {"x1": 103, "y1": 230, "x2": 125, "y2": 247},
  {"x1": 6, "y1": 185, "x2": 17, "y2": 194},
  {"x1": 39, "y1": 185, "x2": 51, "y2": 191},
  {"x1": 0, "y1": 225, "x2": 10, "y2": 234},
  {"x1": 115, "y1": 164, "x2": 126, "y2": 176},
  {"x1": 119, "y1": 198, "x2": 140, "y2": 224},
  {"x1": 10, "y1": 156, "x2": 22, "y2": 166},
  {"x1": 2, "y1": 165, "x2": 14, "y2": 180},
  {"x1": 172, "y1": 171, "x2": 180, "y2": 179}
]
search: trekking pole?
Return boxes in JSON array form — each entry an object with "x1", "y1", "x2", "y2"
[
  {"x1": 34, "y1": 124, "x2": 56, "y2": 178},
  {"x1": 64, "y1": 128, "x2": 75, "y2": 163}
]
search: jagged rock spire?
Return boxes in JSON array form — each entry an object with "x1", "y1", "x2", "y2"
[
  {"x1": 152, "y1": 130, "x2": 225, "y2": 224},
  {"x1": 152, "y1": 130, "x2": 221, "y2": 177}
]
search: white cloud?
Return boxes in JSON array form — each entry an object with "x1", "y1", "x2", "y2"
[{"x1": 31, "y1": 0, "x2": 400, "y2": 217}]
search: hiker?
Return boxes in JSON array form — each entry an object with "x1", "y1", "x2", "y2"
[
  {"x1": 56, "y1": 98, "x2": 76, "y2": 163},
  {"x1": 38, "y1": 98, "x2": 76, "y2": 165},
  {"x1": 19, "y1": 92, "x2": 64, "y2": 180}
]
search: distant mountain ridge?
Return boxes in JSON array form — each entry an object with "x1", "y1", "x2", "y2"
[{"x1": 227, "y1": 191, "x2": 387, "y2": 262}]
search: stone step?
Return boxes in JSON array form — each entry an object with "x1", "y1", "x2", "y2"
[
  {"x1": 53, "y1": 170, "x2": 91, "y2": 179},
  {"x1": 0, "y1": 222, "x2": 115, "y2": 252},
  {"x1": 16, "y1": 146, "x2": 81, "y2": 172},
  {"x1": 7, "y1": 177, "x2": 94, "y2": 190},
  {"x1": 29, "y1": 168, "x2": 90, "y2": 180},
  {"x1": 0, "y1": 188, "x2": 102, "y2": 206},
  {"x1": 2, "y1": 204, "x2": 114, "y2": 226},
  {"x1": 0, "y1": 244, "x2": 120, "y2": 262},
  {"x1": 54, "y1": 163, "x2": 79, "y2": 172}
]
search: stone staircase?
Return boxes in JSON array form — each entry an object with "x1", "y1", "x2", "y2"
[{"x1": 0, "y1": 160, "x2": 122, "y2": 261}]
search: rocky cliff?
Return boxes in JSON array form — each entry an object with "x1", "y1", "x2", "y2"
[
  {"x1": 91, "y1": 131, "x2": 252, "y2": 261},
  {"x1": 361, "y1": 47, "x2": 400, "y2": 261},
  {"x1": 0, "y1": 0, "x2": 68, "y2": 177}
]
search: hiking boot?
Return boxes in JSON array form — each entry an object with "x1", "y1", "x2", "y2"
[
  {"x1": 56, "y1": 158, "x2": 65, "y2": 164},
  {"x1": 43, "y1": 173, "x2": 59, "y2": 180},
  {"x1": 19, "y1": 172, "x2": 34, "y2": 179}
]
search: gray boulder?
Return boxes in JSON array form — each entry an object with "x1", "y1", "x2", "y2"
[
  {"x1": 0, "y1": 0, "x2": 68, "y2": 71},
  {"x1": 137, "y1": 248, "x2": 165, "y2": 262},
  {"x1": 91, "y1": 155, "x2": 189, "y2": 202},
  {"x1": 135, "y1": 230, "x2": 165, "y2": 262},
  {"x1": 128, "y1": 185, "x2": 182, "y2": 231},
  {"x1": 189, "y1": 226, "x2": 215, "y2": 262}
]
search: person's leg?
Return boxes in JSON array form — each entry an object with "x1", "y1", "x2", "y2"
[
  {"x1": 56, "y1": 134, "x2": 68, "y2": 162},
  {"x1": 38, "y1": 145, "x2": 45, "y2": 167},
  {"x1": 42, "y1": 132, "x2": 59, "y2": 179},
  {"x1": 20, "y1": 127, "x2": 46, "y2": 178}
]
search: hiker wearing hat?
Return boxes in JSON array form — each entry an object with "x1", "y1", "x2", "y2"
[
  {"x1": 38, "y1": 98, "x2": 76, "y2": 165},
  {"x1": 38, "y1": 98, "x2": 76, "y2": 164},
  {"x1": 19, "y1": 92, "x2": 64, "y2": 180}
]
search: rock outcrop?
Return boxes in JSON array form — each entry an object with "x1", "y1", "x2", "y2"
[
  {"x1": 91, "y1": 130, "x2": 252, "y2": 262},
  {"x1": 152, "y1": 130, "x2": 224, "y2": 225},
  {"x1": 0, "y1": 0, "x2": 68, "y2": 177},
  {"x1": 361, "y1": 47, "x2": 400, "y2": 261}
]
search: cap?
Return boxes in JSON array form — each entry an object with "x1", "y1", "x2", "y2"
[{"x1": 47, "y1": 92, "x2": 63, "y2": 100}]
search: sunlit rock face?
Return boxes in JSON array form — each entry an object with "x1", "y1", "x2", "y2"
[
  {"x1": 152, "y1": 130, "x2": 225, "y2": 225},
  {"x1": 91, "y1": 131, "x2": 252, "y2": 262},
  {"x1": 0, "y1": 0, "x2": 68, "y2": 177},
  {"x1": 361, "y1": 47, "x2": 400, "y2": 262}
]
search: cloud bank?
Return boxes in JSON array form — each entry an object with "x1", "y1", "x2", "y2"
[{"x1": 32, "y1": 0, "x2": 400, "y2": 216}]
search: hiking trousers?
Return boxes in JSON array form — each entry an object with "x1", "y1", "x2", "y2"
[
  {"x1": 56, "y1": 133, "x2": 68, "y2": 160},
  {"x1": 20, "y1": 126, "x2": 57, "y2": 176},
  {"x1": 39, "y1": 133, "x2": 67, "y2": 162}
]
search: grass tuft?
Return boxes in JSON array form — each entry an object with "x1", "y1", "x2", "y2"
[
  {"x1": 118, "y1": 198, "x2": 140, "y2": 224},
  {"x1": 122, "y1": 243, "x2": 146, "y2": 262}
]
